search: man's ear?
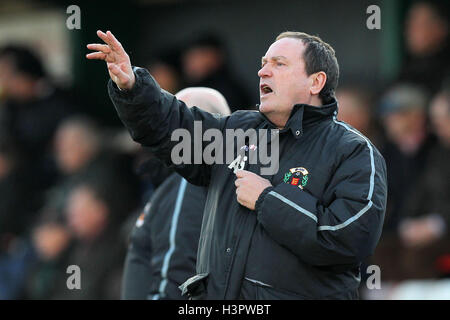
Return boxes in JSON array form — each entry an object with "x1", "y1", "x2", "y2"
[{"x1": 310, "y1": 71, "x2": 327, "y2": 96}]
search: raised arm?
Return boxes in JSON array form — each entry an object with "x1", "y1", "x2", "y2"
[{"x1": 86, "y1": 31, "x2": 226, "y2": 187}]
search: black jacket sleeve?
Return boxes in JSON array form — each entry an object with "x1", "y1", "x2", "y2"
[
  {"x1": 256, "y1": 140, "x2": 387, "y2": 267},
  {"x1": 108, "y1": 67, "x2": 227, "y2": 186}
]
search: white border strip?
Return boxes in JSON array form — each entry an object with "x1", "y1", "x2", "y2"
[
  {"x1": 244, "y1": 277, "x2": 273, "y2": 288},
  {"x1": 316, "y1": 115, "x2": 375, "y2": 231},
  {"x1": 318, "y1": 201, "x2": 373, "y2": 231},
  {"x1": 333, "y1": 116, "x2": 375, "y2": 200},
  {"x1": 267, "y1": 191, "x2": 317, "y2": 222}
]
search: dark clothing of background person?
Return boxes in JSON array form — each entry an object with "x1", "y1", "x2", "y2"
[
  {"x1": 36, "y1": 150, "x2": 139, "y2": 225},
  {"x1": 380, "y1": 135, "x2": 436, "y2": 232},
  {"x1": 49, "y1": 224, "x2": 125, "y2": 300},
  {"x1": 0, "y1": 140, "x2": 46, "y2": 299},
  {"x1": 397, "y1": 38, "x2": 450, "y2": 95},
  {"x1": 371, "y1": 142, "x2": 450, "y2": 281},
  {"x1": 185, "y1": 65, "x2": 254, "y2": 113},
  {"x1": 23, "y1": 238, "x2": 74, "y2": 299},
  {"x1": 181, "y1": 33, "x2": 254, "y2": 112},
  {"x1": 0, "y1": 164, "x2": 38, "y2": 249},
  {"x1": 122, "y1": 173, "x2": 207, "y2": 299},
  {"x1": 108, "y1": 68, "x2": 387, "y2": 300},
  {"x1": 402, "y1": 143, "x2": 450, "y2": 228},
  {"x1": 23, "y1": 151, "x2": 140, "y2": 299},
  {"x1": 0, "y1": 165, "x2": 38, "y2": 298},
  {"x1": 395, "y1": 143, "x2": 450, "y2": 279},
  {"x1": 0, "y1": 88, "x2": 75, "y2": 189}
]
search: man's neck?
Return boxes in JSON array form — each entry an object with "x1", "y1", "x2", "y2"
[{"x1": 264, "y1": 96, "x2": 324, "y2": 129}]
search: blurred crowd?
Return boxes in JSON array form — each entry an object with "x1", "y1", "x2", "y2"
[{"x1": 0, "y1": 1, "x2": 449, "y2": 299}]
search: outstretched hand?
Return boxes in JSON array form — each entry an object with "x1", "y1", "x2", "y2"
[{"x1": 86, "y1": 30, "x2": 135, "y2": 90}]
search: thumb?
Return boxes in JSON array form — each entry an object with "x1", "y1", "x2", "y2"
[
  {"x1": 235, "y1": 169, "x2": 248, "y2": 178},
  {"x1": 108, "y1": 64, "x2": 132, "y2": 89}
]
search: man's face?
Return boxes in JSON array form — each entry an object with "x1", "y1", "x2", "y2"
[{"x1": 258, "y1": 38, "x2": 313, "y2": 126}]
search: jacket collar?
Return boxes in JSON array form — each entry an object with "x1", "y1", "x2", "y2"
[{"x1": 258, "y1": 98, "x2": 338, "y2": 139}]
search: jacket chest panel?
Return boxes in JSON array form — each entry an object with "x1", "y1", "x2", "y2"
[{"x1": 269, "y1": 133, "x2": 334, "y2": 200}]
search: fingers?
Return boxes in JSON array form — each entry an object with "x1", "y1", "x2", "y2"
[
  {"x1": 235, "y1": 187, "x2": 243, "y2": 201},
  {"x1": 96, "y1": 30, "x2": 112, "y2": 46},
  {"x1": 86, "y1": 51, "x2": 107, "y2": 60},
  {"x1": 97, "y1": 30, "x2": 123, "y2": 52},
  {"x1": 107, "y1": 31, "x2": 122, "y2": 48},
  {"x1": 235, "y1": 169, "x2": 248, "y2": 178},
  {"x1": 86, "y1": 43, "x2": 111, "y2": 54}
]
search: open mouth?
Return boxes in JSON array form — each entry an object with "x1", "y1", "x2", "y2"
[{"x1": 260, "y1": 84, "x2": 273, "y2": 96}]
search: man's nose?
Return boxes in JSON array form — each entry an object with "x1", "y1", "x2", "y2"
[{"x1": 258, "y1": 64, "x2": 271, "y2": 78}]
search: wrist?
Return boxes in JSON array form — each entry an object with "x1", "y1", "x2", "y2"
[
  {"x1": 255, "y1": 186, "x2": 274, "y2": 213},
  {"x1": 117, "y1": 67, "x2": 137, "y2": 91}
]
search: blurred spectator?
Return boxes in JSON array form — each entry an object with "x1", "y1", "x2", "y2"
[
  {"x1": 37, "y1": 116, "x2": 103, "y2": 223},
  {"x1": 336, "y1": 86, "x2": 383, "y2": 147},
  {"x1": 0, "y1": 137, "x2": 41, "y2": 299},
  {"x1": 146, "y1": 49, "x2": 183, "y2": 94},
  {"x1": 378, "y1": 84, "x2": 436, "y2": 232},
  {"x1": 0, "y1": 137, "x2": 38, "y2": 250},
  {"x1": 429, "y1": 88, "x2": 450, "y2": 148},
  {"x1": 148, "y1": 61, "x2": 181, "y2": 94},
  {"x1": 24, "y1": 222, "x2": 73, "y2": 299},
  {"x1": 181, "y1": 33, "x2": 254, "y2": 112},
  {"x1": 0, "y1": 45, "x2": 75, "y2": 188},
  {"x1": 397, "y1": 1, "x2": 450, "y2": 95},
  {"x1": 63, "y1": 182, "x2": 133, "y2": 299},
  {"x1": 396, "y1": 88, "x2": 450, "y2": 277},
  {"x1": 54, "y1": 116, "x2": 102, "y2": 176},
  {"x1": 37, "y1": 116, "x2": 138, "y2": 221},
  {"x1": 371, "y1": 88, "x2": 450, "y2": 281},
  {"x1": 22, "y1": 115, "x2": 141, "y2": 299},
  {"x1": 27, "y1": 182, "x2": 129, "y2": 299}
]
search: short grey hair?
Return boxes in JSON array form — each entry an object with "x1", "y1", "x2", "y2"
[{"x1": 175, "y1": 87, "x2": 231, "y2": 115}]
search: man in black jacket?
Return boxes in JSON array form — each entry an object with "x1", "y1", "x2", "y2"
[
  {"x1": 87, "y1": 30, "x2": 387, "y2": 299},
  {"x1": 121, "y1": 87, "x2": 231, "y2": 300}
]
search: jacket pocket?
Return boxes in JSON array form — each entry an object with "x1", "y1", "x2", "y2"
[{"x1": 179, "y1": 273, "x2": 209, "y2": 300}]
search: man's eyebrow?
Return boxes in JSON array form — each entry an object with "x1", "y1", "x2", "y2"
[
  {"x1": 261, "y1": 56, "x2": 288, "y2": 64},
  {"x1": 272, "y1": 56, "x2": 287, "y2": 61}
]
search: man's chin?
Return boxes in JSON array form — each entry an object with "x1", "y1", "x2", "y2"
[{"x1": 258, "y1": 103, "x2": 273, "y2": 114}]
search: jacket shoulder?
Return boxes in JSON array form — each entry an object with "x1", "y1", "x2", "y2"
[
  {"x1": 225, "y1": 110, "x2": 263, "y2": 129},
  {"x1": 331, "y1": 119, "x2": 384, "y2": 162}
]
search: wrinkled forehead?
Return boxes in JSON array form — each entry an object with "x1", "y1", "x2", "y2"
[{"x1": 263, "y1": 37, "x2": 305, "y2": 61}]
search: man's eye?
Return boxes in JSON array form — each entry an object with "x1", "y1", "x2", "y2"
[{"x1": 277, "y1": 62, "x2": 284, "y2": 66}]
